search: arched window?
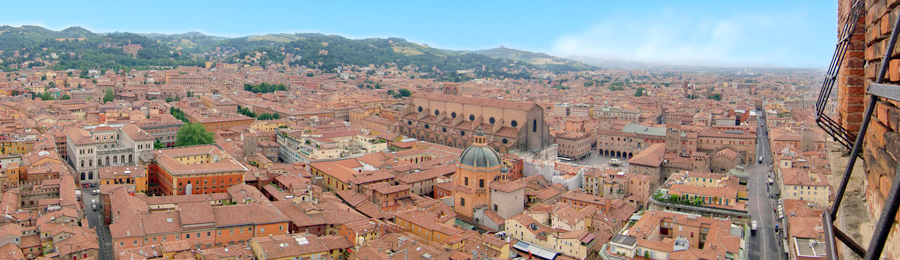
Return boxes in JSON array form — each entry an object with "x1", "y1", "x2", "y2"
[
  {"x1": 469, "y1": 115, "x2": 475, "y2": 121},
  {"x1": 80, "y1": 172, "x2": 85, "y2": 181}
]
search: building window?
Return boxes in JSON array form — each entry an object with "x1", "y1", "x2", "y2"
[
  {"x1": 511, "y1": 120, "x2": 518, "y2": 127},
  {"x1": 460, "y1": 198, "x2": 465, "y2": 206},
  {"x1": 434, "y1": 110, "x2": 440, "y2": 116},
  {"x1": 418, "y1": 106, "x2": 423, "y2": 112},
  {"x1": 479, "y1": 179, "x2": 484, "y2": 188},
  {"x1": 464, "y1": 177, "x2": 469, "y2": 186},
  {"x1": 489, "y1": 117, "x2": 496, "y2": 124},
  {"x1": 469, "y1": 115, "x2": 476, "y2": 121}
]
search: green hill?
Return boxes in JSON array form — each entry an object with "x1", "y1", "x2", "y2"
[
  {"x1": 140, "y1": 31, "x2": 227, "y2": 51},
  {"x1": 472, "y1": 46, "x2": 597, "y2": 72},
  {"x1": 231, "y1": 34, "x2": 537, "y2": 80},
  {"x1": 0, "y1": 26, "x2": 202, "y2": 71},
  {"x1": 0, "y1": 26, "x2": 598, "y2": 76},
  {"x1": 0, "y1": 26, "x2": 99, "y2": 50}
]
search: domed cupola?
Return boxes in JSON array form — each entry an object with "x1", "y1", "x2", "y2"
[{"x1": 459, "y1": 127, "x2": 501, "y2": 169}]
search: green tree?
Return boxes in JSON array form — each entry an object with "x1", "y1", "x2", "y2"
[
  {"x1": 394, "y1": 88, "x2": 412, "y2": 98},
  {"x1": 708, "y1": 93, "x2": 722, "y2": 101},
  {"x1": 40, "y1": 92, "x2": 53, "y2": 101},
  {"x1": 583, "y1": 81, "x2": 594, "y2": 87},
  {"x1": 170, "y1": 108, "x2": 190, "y2": 123},
  {"x1": 175, "y1": 123, "x2": 215, "y2": 147},
  {"x1": 634, "y1": 87, "x2": 646, "y2": 97},
  {"x1": 103, "y1": 89, "x2": 114, "y2": 103},
  {"x1": 60, "y1": 94, "x2": 71, "y2": 100},
  {"x1": 153, "y1": 138, "x2": 165, "y2": 149}
]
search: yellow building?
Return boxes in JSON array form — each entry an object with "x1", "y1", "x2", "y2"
[
  {"x1": 250, "y1": 121, "x2": 287, "y2": 132},
  {"x1": 98, "y1": 165, "x2": 149, "y2": 193},
  {"x1": 0, "y1": 140, "x2": 35, "y2": 156},
  {"x1": 780, "y1": 168, "x2": 831, "y2": 205},
  {"x1": 505, "y1": 214, "x2": 596, "y2": 259},
  {"x1": 308, "y1": 159, "x2": 365, "y2": 191}
]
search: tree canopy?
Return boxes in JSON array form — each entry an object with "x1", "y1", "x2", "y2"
[
  {"x1": 170, "y1": 107, "x2": 189, "y2": 123},
  {"x1": 634, "y1": 87, "x2": 647, "y2": 97},
  {"x1": 393, "y1": 88, "x2": 412, "y2": 99},
  {"x1": 175, "y1": 123, "x2": 215, "y2": 147},
  {"x1": 103, "y1": 89, "x2": 114, "y2": 103},
  {"x1": 244, "y1": 83, "x2": 287, "y2": 93}
]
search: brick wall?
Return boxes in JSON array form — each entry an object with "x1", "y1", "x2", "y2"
[
  {"x1": 838, "y1": 0, "x2": 900, "y2": 259},
  {"x1": 838, "y1": 0, "x2": 867, "y2": 134}
]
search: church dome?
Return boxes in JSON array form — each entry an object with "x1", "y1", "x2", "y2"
[{"x1": 459, "y1": 128, "x2": 501, "y2": 168}]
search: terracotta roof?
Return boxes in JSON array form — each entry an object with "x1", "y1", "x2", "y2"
[
  {"x1": 628, "y1": 143, "x2": 665, "y2": 166},
  {"x1": 413, "y1": 92, "x2": 537, "y2": 111}
]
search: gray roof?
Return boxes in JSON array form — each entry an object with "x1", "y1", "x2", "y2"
[
  {"x1": 611, "y1": 234, "x2": 637, "y2": 246},
  {"x1": 621, "y1": 123, "x2": 666, "y2": 136},
  {"x1": 460, "y1": 145, "x2": 501, "y2": 168}
]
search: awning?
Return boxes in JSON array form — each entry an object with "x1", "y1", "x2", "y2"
[{"x1": 514, "y1": 241, "x2": 559, "y2": 260}]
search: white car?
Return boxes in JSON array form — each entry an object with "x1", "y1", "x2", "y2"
[
  {"x1": 751, "y1": 221, "x2": 758, "y2": 235},
  {"x1": 609, "y1": 159, "x2": 621, "y2": 166}
]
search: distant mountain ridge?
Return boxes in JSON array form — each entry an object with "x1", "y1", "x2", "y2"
[
  {"x1": 0, "y1": 25, "x2": 598, "y2": 75},
  {"x1": 471, "y1": 46, "x2": 597, "y2": 72}
]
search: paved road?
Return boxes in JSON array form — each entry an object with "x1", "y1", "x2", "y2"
[
  {"x1": 577, "y1": 151, "x2": 630, "y2": 170},
  {"x1": 82, "y1": 187, "x2": 114, "y2": 260},
  {"x1": 748, "y1": 111, "x2": 785, "y2": 260}
]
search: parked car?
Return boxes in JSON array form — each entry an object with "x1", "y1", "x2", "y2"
[
  {"x1": 609, "y1": 159, "x2": 621, "y2": 166},
  {"x1": 751, "y1": 221, "x2": 758, "y2": 235}
]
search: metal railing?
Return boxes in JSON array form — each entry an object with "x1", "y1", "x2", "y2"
[
  {"x1": 821, "y1": 2, "x2": 900, "y2": 258},
  {"x1": 815, "y1": 0, "x2": 864, "y2": 151}
]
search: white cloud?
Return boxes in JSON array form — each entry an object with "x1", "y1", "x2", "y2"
[{"x1": 550, "y1": 9, "x2": 810, "y2": 67}]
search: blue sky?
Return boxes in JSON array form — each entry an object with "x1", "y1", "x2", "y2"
[{"x1": 5, "y1": 1, "x2": 836, "y2": 68}]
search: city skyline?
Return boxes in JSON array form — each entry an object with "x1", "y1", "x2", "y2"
[{"x1": 4, "y1": 0, "x2": 836, "y2": 68}]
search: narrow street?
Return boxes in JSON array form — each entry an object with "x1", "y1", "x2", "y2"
[
  {"x1": 748, "y1": 111, "x2": 784, "y2": 260},
  {"x1": 81, "y1": 188, "x2": 113, "y2": 260}
]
